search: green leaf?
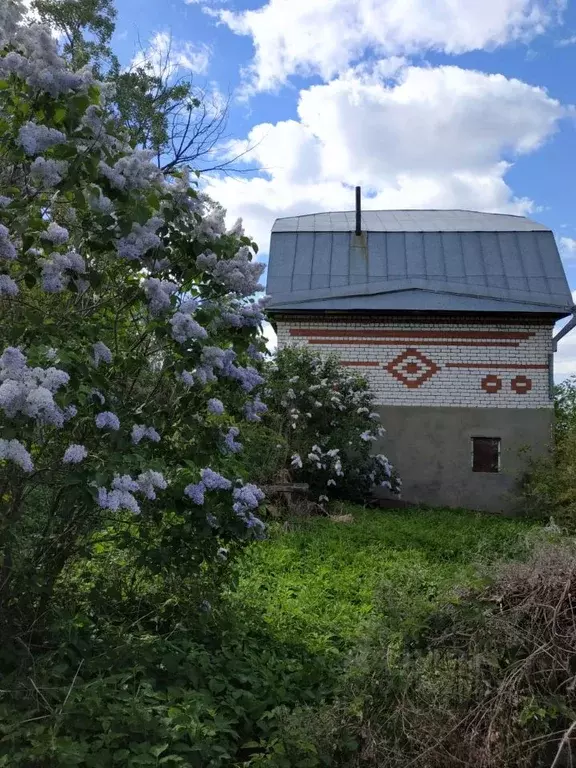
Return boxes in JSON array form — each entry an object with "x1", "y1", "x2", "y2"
[{"x1": 53, "y1": 106, "x2": 67, "y2": 124}]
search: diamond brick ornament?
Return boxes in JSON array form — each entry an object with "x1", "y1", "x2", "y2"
[{"x1": 386, "y1": 348, "x2": 440, "y2": 388}]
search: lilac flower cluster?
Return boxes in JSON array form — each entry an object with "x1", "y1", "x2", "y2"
[
  {"x1": 39, "y1": 250, "x2": 85, "y2": 292},
  {"x1": 0, "y1": 224, "x2": 17, "y2": 261},
  {"x1": 0, "y1": 438, "x2": 34, "y2": 472},
  {"x1": 247, "y1": 343, "x2": 264, "y2": 362},
  {"x1": 131, "y1": 424, "x2": 161, "y2": 445},
  {"x1": 81, "y1": 106, "x2": 124, "y2": 152},
  {"x1": 202, "y1": 346, "x2": 264, "y2": 393},
  {"x1": 222, "y1": 426, "x2": 242, "y2": 454},
  {"x1": 63, "y1": 444, "x2": 87, "y2": 464},
  {"x1": 184, "y1": 467, "x2": 232, "y2": 505},
  {"x1": 98, "y1": 151, "x2": 163, "y2": 192},
  {"x1": 40, "y1": 222, "x2": 69, "y2": 245},
  {"x1": 0, "y1": 274, "x2": 18, "y2": 296},
  {"x1": 232, "y1": 484, "x2": 265, "y2": 529},
  {"x1": 207, "y1": 247, "x2": 265, "y2": 297},
  {"x1": 95, "y1": 411, "x2": 120, "y2": 431},
  {"x1": 30, "y1": 157, "x2": 68, "y2": 188},
  {"x1": 221, "y1": 299, "x2": 269, "y2": 329},
  {"x1": 89, "y1": 192, "x2": 114, "y2": 214},
  {"x1": 137, "y1": 470, "x2": 167, "y2": 500},
  {"x1": 207, "y1": 398, "x2": 225, "y2": 415},
  {"x1": 117, "y1": 216, "x2": 164, "y2": 261},
  {"x1": 201, "y1": 467, "x2": 232, "y2": 490},
  {"x1": 0, "y1": 16, "x2": 95, "y2": 98},
  {"x1": 199, "y1": 201, "x2": 226, "y2": 238},
  {"x1": 17, "y1": 122, "x2": 66, "y2": 155},
  {"x1": 169, "y1": 299, "x2": 208, "y2": 344},
  {"x1": 97, "y1": 470, "x2": 167, "y2": 514},
  {"x1": 244, "y1": 395, "x2": 267, "y2": 422},
  {"x1": 0, "y1": 347, "x2": 71, "y2": 427},
  {"x1": 92, "y1": 341, "x2": 112, "y2": 367},
  {"x1": 142, "y1": 277, "x2": 179, "y2": 315}
]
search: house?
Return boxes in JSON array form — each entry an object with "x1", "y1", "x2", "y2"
[{"x1": 265, "y1": 195, "x2": 574, "y2": 513}]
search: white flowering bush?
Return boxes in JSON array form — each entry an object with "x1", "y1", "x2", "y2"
[
  {"x1": 263, "y1": 346, "x2": 399, "y2": 505},
  {"x1": 0, "y1": 2, "x2": 270, "y2": 634}
]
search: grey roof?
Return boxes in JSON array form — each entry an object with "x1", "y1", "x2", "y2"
[
  {"x1": 272, "y1": 209, "x2": 550, "y2": 233},
  {"x1": 266, "y1": 209, "x2": 573, "y2": 317}
]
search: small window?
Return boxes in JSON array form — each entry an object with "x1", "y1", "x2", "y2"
[{"x1": 471, "y1": 437, "x2": 501, "y2": 473}]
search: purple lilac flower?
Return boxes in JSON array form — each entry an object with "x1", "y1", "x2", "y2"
[
  {"x1": 0, "y1": 438, "x2": 34, "y2": 472},
  {"x1": 207, "y1": 398, "x2": 224, "y2": 415},
  {"x1": 93, "y1": 341, "x2": 112, "y2": 366},
  {"x1": 179, "y1": 370, "x2": 194, "y2": 387},
  {"x1": 137, "y1": 470, "x2": 167, "y2": 500},
  {"x1": 0, "y1": 224, "x2": 17, "y2": 260},
  {"x1": 112, "y1": 475, "x2": 140, "y2": 492},
  {"x1": 142, "y1": 277, "x2": 178, "y2": 315},
  {"x1": 206, "y1": 513, "x2": 218, "y2": 527},
  {"x1": 97, "y1": 487, "x2": 141, "y2": 514},
  {"x1": 169, "y1": 311, "x2": 208, "y2": 344},
  {"x1": 223, "y1": 426, "x2": 242, "y2": 454},
  {"x1": 247, "y1": 343, "x2": 264, "y2": 362},
  {"x1": 131, "y1": 424, "x2": 161, "y2": 444},
  {"x1": 232, "y1": 365, "x2": 264, "y2": 393},
  {"x1": 0, "y1": 274, "x2": 18, "y2": 295},
  {"x1": 201, "y1": 467, "x2": 232, "y2": 491},
  {"x1": 17, "y1": 122, "x2": 66, "y2": 155},
  {"x1": 95, "y1": 411, "x2": 120, "y2": 430},
  {"x1": 40, "y1": 222, "x2": 69, "y2": 245},
  {"x1": 233, "y1": 483, "x2": 265, "y2": 512},
  {"x1": 185, "y1": 482, "x2": 205, "y2": 505},
  {"x1": 244, "y1": 395, "x2": 267, "y2": 422},
  {"x1": 62, "y1": 444, "x2": 87, "y2": 464}
]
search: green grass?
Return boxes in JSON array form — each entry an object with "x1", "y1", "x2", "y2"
[{"x1": 228, "y1": 505, "x2": 534, "y2": 655}]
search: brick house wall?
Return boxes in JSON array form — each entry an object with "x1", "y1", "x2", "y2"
[{"x1": 275, "y1": 314, "x2": 554, "y2": 410}]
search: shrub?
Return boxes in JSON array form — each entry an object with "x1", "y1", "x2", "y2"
[
  {"x1": 522, "y1": 375, "x2": 576, "y2": 527},
  {"x1": 0, "y1": 4, "x2": 270, "y2": 642},
  {"x1": 291, "y1": 535, "x2": 576, "y2": 768},
  {"x1": 261, "y1": 346, "x2": 399, "y2": 506}
]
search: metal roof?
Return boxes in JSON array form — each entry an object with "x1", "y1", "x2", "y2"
[
  {"x1": 272, "y1": 209, "x2": 550, "y2": 233},
  {"x1": 266, "y1": 209, "x2": 573, "y2": 317}
]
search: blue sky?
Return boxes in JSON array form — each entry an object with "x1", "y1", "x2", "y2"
[{"x1": 111, "y1": 0, "x2": 576, "y2": 373}]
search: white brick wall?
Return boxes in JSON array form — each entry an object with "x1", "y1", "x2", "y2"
[{"x1": 276, "y1": 315, "x2": 553, "y2": 408}]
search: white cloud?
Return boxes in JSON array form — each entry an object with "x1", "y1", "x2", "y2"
[
  {"x1": 218, "y1": 0, "x2": 565, "y2": 92},
  {"x1": 556, "y1": 33, "x2": 576, "y2": 46},
  {"x1": 203, "y1": 64, "x2": 568, "y2": 251},
  {"x1": 559, "y1": 236, "x2": 576, "y2": 258},
  {"x1": 131, "y1": 31, "x2": 211, "y2": 78}
]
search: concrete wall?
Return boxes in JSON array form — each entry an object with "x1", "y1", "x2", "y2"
[{"x1": 374, "y1": 405, "x2": 553, "y2": 514}]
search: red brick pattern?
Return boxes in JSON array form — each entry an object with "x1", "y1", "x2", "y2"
[
  {"x1": 481, "y1": 375, "x2": 502, "y2": 393},
  {"x1": 277, "y1": 318, "x2": 554, "y2": 408},
  {"x1": 446, "y1": 362, "x2": 548, "y2": 370},
  {"x1": 511, "y1": 375, "x2": 533, "y2": 394},
  {"x1": 289, "y1": 328, "x2": 534, "y2": 340},
  {"x1": 386, "y1": 348, "x2": 440, "y2": 389},
  {"x1": 308, "y1": 339, "x2": 521, "y2": 347},
  {"x1": 340, "y1": 360, "x2": 379, "y2": 367}
]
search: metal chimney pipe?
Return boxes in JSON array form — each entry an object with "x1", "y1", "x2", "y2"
[{"x1": 355, "y1": 186, "x2": 361, "y2": 236}]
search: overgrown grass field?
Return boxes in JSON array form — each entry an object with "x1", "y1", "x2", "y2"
[{"x1": 228, "y1": 505, "x2": 532, "y2": 656}]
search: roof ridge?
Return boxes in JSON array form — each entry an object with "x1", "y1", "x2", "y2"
[{"x1": 273, "y1": 209, "x2": 535, "y2": 222}]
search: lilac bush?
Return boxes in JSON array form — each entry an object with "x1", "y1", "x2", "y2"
[
  {"x1": 263, "y1": 346, "x2": 400, "y2": 505},
  {"x1": 0, "y1": 2, "x2": 268, "y2": 629}
]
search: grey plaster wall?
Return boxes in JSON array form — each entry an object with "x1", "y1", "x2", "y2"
[{"x1": 374, "y1": 406, "x2": 553, "y2": 514}]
